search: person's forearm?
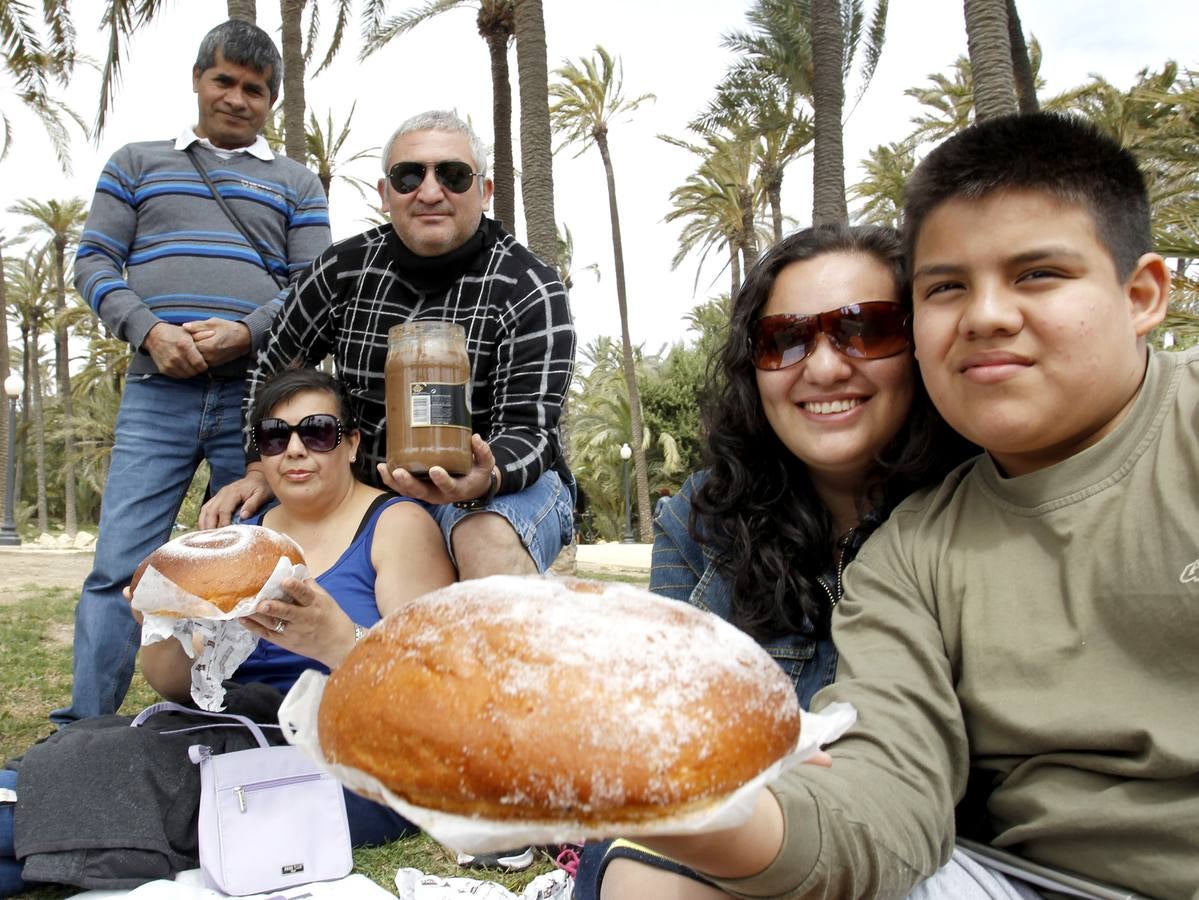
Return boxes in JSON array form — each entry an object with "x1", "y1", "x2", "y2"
[{"x1": 638, "y1": 788, "x2": 785, "y2": 879}]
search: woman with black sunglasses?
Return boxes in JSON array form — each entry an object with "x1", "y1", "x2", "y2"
[
  {"x1": 140, "y1": 367, "x2": 455, "y2": 699},
  {"x1": 0, "y1": 369, "x2": 456, "y2": 897},
  {"x1": 135, "y1": 368, "x2": 455, "y2": 847},
  {"x1": 574, "y1": 225, "x2": 975, "y2": 899}
]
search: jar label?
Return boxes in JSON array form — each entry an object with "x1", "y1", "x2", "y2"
[{"x1": 409, "y1": 382, "x2": 470, "y2": 429}]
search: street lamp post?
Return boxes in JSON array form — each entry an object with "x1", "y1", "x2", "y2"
[
  {"x1": 619, "y1": 442, "x2": 634, "y2": 544},
  {"x1": 1, "y1": 373, "x2": 23, "y2": 547}
]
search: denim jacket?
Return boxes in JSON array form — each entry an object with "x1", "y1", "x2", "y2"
[{"x1": 651, "y1": 472, "x2": 864, "y2": 709}]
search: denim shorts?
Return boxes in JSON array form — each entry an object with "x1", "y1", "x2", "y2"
[{"x1": 430, "y1": 469, "x2": 575, "y2": 572}]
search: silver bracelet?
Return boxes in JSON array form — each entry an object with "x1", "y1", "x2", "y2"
[{"x1": 353, "y1": 624, "x2": 366, "y2": 643}]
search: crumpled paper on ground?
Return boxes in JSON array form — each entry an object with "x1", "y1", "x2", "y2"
[
  {"x1": 279, "y1": 669, "x2": 857, "y2": 854},
  {"x1": 135, "y1": 556, "x2": 307, "y2": 710},
  {"x1": 395, "y1": 868, "x2": 571, "y2": 900},
  {"x1": 71, "y1": 868, "x2": 391, "y2": 898}
]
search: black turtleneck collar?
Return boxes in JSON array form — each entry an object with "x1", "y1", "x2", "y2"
[{"x1": 385, "y1": 216, "x2": 500, "y2": 289}]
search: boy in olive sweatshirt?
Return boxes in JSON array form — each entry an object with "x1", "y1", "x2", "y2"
[{"x1": 612, "y1": 113, "x2": 1198, "y2": 899}]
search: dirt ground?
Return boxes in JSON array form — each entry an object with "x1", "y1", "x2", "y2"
[{"x1": 0, "y1": 549, "x2": 94, "y2": 603}]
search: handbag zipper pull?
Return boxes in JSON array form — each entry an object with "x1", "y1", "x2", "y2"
[{"x1": 234, "y1": 786, "x2": 246, "y2": 813}]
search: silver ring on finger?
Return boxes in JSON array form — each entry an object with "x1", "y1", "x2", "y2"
[{"x1": 274, "y1": 618, "x2": 287, "y2": 634}]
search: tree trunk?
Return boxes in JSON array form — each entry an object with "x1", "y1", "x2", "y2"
[
  {"x1": 512, "y1": 0, "x2": 557, "y2": 264},
  {"x1": 482, "y1": 28, "x2": 516, "y2": 233},
  {"x1": 0, "y1": 244, "x2": 9, "y2": 523},
  {"x1": 729, "y1": 243, "x2": 741, "y2": 299},
  {"x1": 280, "y1": 0, "x2": 308, "y2": 164},
  {"x1": 765, "y1": 170, "x2": 784, "y2": 243},
  {"x1": 16, "y1": 324, "x2": 29, "y2": 521},
  {"x1": 227, "y1": 0, "x2": 256, "y2": 20},
  {"x1": 1006, "y1": 0, "x2": 1038, "y2": 114},
  {"x1": 964, "y1": 0, "x2": 1018, "y2": 121},
  {"x1": 28, "y1": 325, "x2": 48, "y2": 533},
  {"x1": 811, "y1": 0, "x2": 848, "y2": 226},
  {"x1": 739, "y1": 185, "x2": 759, "y2": 274},
  {"x1": 52, "y1": 235, "x2": 76, "y2": 535},
  {"x1": 596, "y1": 133, "x2": 652, "y2": 542}
]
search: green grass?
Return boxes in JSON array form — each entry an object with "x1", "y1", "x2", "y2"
[{"x1": 0, "y1": 567, "x2": 647, "y2": 896}]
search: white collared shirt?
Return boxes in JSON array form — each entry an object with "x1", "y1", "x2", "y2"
[{"x1": 175, "y1": 127, "x2": 274, "y2": 161}]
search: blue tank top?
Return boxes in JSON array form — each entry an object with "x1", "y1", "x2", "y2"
[{"x1": 233, "y1": 494, "x2": 414, "y2": 693}]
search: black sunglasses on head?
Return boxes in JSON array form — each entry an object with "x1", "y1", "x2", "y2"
[
  {"x1": 387, "y1": 160, "x2": 481, "y2": 195},
  {"x1": 750, "y1": 301, "x2": 911, "y2": 370},
  {"x1": 252, "y1": 414, "x2": 345, "y2": 456}
]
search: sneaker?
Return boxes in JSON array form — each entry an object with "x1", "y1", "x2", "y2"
[{"x1": 455, "y1": 846, "x2": 536, "y2": 871}]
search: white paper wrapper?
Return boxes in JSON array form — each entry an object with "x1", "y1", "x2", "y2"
[
  {"x1": 136, "y1": 556, "x2": 308, "y2": 710},
  {"x1": 395, "y1": 868, "x2": 571, "y2": 900},
  {"x1": 279, "y1": 669, "x2": 857, "y2": 854}
]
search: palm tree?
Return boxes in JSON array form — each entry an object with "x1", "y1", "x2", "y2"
[
  {"x1": 663, "y1": 133, "x2": 767, "y2": 297},
  {"x1": 303, "y1": 104, "x2": 377, "y2": 199},
  {"x1": 9, "y1": 196, "x2": 87, "y2": 534},
  {"x1": 1006, "y1": 0, "x2": 1037, "y2": 113},
  {"x1": 5, "y1": 248, "x2": 54, "y2": 532},
  {"x1": 963, "y1": 0, "x2": 1017, "y2": 120},
  {"x1": 665, "y1": 173, "x2": 747, "y2": 298},
  {"x1": 278, "y1": 0, "x2": 308, "y2": 162},
  {"x1": 513, "y1": 0, "x2": 556, "y2": 262},
  {"x1": 550, "y1": 45, "x2": 655, "y2": 540},
  {"x1": 0, "y1": 238, "x2": 10, "y2": 520},
  {"x1": 905, "y1": 56, "x2": 976, "y2": 145},
  {"x1": 567, "y1": 338, "x2": 682, "y2": 541},
  {"x1": 849, "y1": 141, "x2": 915, "y2": 228},
  {"x1": 726, "y1": 0, "x2": 888, "y2": 227},
  {"x1": 1, "y1": 0, "x2": 85, "y2": 169},
  {"x1": 554, "y1": 224, "x2": 598, "y2": 293},
  {"x1": 811, "y1": 0, "x2": 847, "y2": 224},
  {"x1": 361, "y1": 1, "x2": 517, "y2": 232},
  {"x1": 692, "y1": 68, "x2": 812, "y2": 241},
  {"x1": 228, "y1": 0, "x2": 257, "y2": 19},
  {"x1": 1058, "y1": 63, "x2": 1199, "y2": 282}
]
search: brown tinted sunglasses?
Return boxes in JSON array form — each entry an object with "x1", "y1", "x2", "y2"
[{"x1": 750, "y1": 301, "x2": 911, "y2": 370}]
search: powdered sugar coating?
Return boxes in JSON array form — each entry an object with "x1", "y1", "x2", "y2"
[
  {"x1": 319, "y1": 575, "x2": 800, "y2": 824},
  {"x1": 132, "y1": 524, "x2": 305, "y2": 616}
]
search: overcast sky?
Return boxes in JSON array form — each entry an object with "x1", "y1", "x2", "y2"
[{"x1": 0, "y1": 0, "x2": 1193, "y2": 360}]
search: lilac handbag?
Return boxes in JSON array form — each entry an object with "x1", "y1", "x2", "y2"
[{"x1": 133, "y1": 701, "x2": 352, "y2": 896}]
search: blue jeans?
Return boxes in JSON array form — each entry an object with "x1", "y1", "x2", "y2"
[
  {"x1": 51, "y1": 375, "x2": 248, "y2": 725},
  {"x1": 430, "y1": 469, "x2": 575, "y2": 572}
]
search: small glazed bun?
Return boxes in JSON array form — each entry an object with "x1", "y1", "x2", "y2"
[
  {"x1": 318, "y1": 575, "x2": 800, "y2": 825},
  {"x1": 131, "y1": 524, "x2": 305, "y2": 616}
]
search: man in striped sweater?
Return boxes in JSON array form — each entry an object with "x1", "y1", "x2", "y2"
[
  {"x1": 57, "y1": 20, "x2": 330, "y2": 724},
  {"x1": 201, "y1": 110, "x2": 576, "y2": 582}
]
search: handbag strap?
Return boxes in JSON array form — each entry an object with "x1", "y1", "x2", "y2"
[
  {"x1": 183, "y1": 146, "x2": 289, "y2": 289},
  {"x1": 131, "y1": 700, "x2": 275, "y2": 749}
]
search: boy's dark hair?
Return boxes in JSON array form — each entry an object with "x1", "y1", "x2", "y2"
[
  {"x1": 902, "y1": 112, "x2": 1151, "y2": 280},
  {"x1": 194, "y1": 19, "x2": 282, "y2": 101}
]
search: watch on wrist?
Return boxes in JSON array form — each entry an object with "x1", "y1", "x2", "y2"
[{"x1": 453, "y1": 468, "x2": 500, "y2": 511}]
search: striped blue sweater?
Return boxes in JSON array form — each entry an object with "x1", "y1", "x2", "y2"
[{"x1": 74, "y1": 140, "x2": 330, "y2": 376}]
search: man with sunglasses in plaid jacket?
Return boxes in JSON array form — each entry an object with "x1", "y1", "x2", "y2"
[{"x1": 202, "y1": 110, "x2": 576, "y2": 581}]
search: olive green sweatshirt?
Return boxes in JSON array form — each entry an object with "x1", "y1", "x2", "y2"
[{"x1": 719, "y1": 346, "x2": 1199, "y2": 900}]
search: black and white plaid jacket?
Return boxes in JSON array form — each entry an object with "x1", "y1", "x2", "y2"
[{"x1": 247, "y1": 218, "x2": 575, "y2": 494}]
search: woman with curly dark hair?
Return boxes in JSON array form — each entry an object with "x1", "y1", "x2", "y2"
[
  {"x1": 574, "y1": 224, "x2": 975, "y2": 900},
  {"x1": 651, "y1": 223, "x2": 974, "y2": 705}
]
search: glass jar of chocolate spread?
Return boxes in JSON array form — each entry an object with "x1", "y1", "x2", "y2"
[{"x1": 384, "y1": 321, "x2": 472, "y2": 477}]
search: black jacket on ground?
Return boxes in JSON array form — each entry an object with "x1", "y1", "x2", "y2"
[{"x1": 10, "y1": 682, "x2": 286, "y2": 890}]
